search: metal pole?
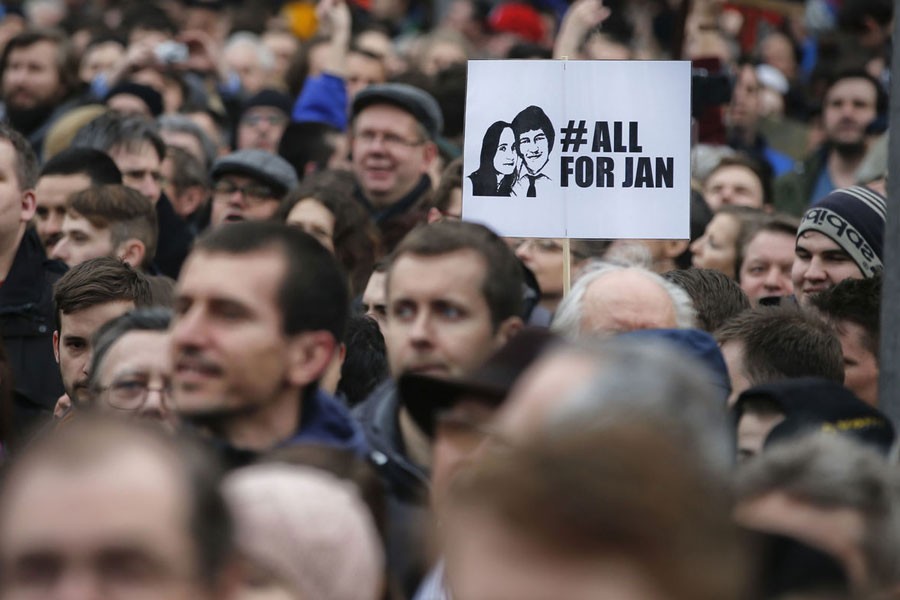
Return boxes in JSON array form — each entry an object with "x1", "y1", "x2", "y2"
[{"x1": 878, "y1": 0, "x2": 900, "y2": 426}]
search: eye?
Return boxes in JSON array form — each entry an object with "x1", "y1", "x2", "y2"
[{"x1": 391, "y1": 302, "x2": 415, "y2": 321}]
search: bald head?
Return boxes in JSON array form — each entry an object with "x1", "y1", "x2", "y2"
[{"x1": 553, "y1": 263, "x2": 695, "y2": 338}]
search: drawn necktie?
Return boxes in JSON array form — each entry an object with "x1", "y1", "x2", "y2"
[{"x1": 527, "y1": 175, "x2": 538, "y2": 197}]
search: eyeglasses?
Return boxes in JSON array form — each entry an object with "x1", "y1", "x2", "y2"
[
  {"x1": 96, "y1": 377, "x2": 174, "y2": 410},
  {"x1": 353, "y1": 130, "x2": 425, "y2": 151},
  {"x1": 241, "y1": 113, "x2": 288, "y2": 127},
  {"x1": 213, "y1": 180, "x2": 278, "y2": 202}
]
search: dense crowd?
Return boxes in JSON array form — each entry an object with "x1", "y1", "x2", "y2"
[{"x1": 0, "y1": 0, "x2": 892, "y2": 598}]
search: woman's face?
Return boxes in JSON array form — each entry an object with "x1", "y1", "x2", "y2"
[
  {"x1": 493, "y1": 127, "x2": 516, "y2": 175},
  {"x1": 690, "y1": 213, "x2": 740, "y2": 278}
]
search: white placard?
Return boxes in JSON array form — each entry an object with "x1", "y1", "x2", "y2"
[{"x1": 462, "y1": 60, "x2": 691, "y2": 239}]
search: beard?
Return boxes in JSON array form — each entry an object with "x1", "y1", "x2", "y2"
[
  {"x1": 832, "y1": 139, "x2": 868, "y2": 159},
  {"x1": 5, "y1": 102, "x2": 56, "y2": 136}
]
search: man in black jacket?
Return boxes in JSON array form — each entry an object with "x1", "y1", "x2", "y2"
[{"x1": 0, "y1": 124, "x2": 66, "y2": 442}]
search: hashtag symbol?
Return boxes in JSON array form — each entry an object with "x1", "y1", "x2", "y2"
[{"x1": 559, "y1": 120, "x2": 588, "y2": 152}]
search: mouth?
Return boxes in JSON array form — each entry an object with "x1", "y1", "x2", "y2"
[
  {"x1": 223, "y1": 213, "x2": 244, "y2": 223},
  {"x1": 405, "y1": 363, "x2": 449, "y2": 377},
  {"x1": 175, "y1": 356, "x2": 223, "y2": 385}
]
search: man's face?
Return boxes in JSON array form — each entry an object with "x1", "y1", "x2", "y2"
[
  {"x1": 50, "y1": 213, "x2": 115, "y2": 267},
  {"x1": 170, "y1": 249, "x2": 296, "y2": 416},
  {"x1": 822, "y1": 78, "x2": 878, "y2": 150},
  {"x1": 34, "y1": 173, "x2": 90, "y2": 252},
  {"x1": 361, "y1": 270, "x2": 387, "y2": 333},
  {"x1": 53, "y1": 300, "x2": 135, "y2": 404},
  {"x1": 79, "y1": 40, "x2": 122, "y2": 84},
  {"x1": 95, "y1": 330, "x2": 178, "y2": 430},
  {"x1": 210, "y1": 175, "x2": 281, "y2": 226},
  {"x1": 345, "y1": 52, "x2": 386, "y2": 99},
  {"x1": 385, "y1": 249, "x2": 506, "y2": 378},
  {"x1": 0, "y1": 139, "x2": 32, "y2": 241},
  {"x1": 703, "y1": 165, "x2": 765, "y2": 210},
  {"x1": 736, "y1": 408, "x2": 785, "y2": 462},
  {"x1": 1, "y1": 40, "x2": 64, "y2": 111},
  {"x1": 236, "y1": 107, "x2": 288, "y2": 154},
  {"x1": 791, "y1": 231, "x2": 863, "y2": 306},
  {"x1": 739, "y1": 230, "x2": 795, "y2": 303},
  {"x1": 0, "y1": 446, "x2": 218, "y2": 600},
  {"x1": 726, "y1": 64, "x2": 761, "y2": 130},
  {"x1": 837, "y1": 320, "x2": 879, "y2": 407},
  {"x1": 517, "y1": 128, "x2": 549, "y2": 175},
  {"x1": 351, "y1": 104, "x2": 433, "y2": 206},
  {"x1": 109, "y1": 142, "x2": 163, "y2": 203}
]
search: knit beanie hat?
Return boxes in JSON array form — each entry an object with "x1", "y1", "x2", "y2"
[
  {"x1": 797, "y1": 185, "x2": 886, "y2": 278},
  {"x1": 104, "y1": 81, "x2": 164, "y2": 118},
  {"x1": 223, "y1": 464, "x2": 384, "y2": 600}
]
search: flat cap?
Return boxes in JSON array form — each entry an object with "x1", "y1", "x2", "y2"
[
  {"x1": 351, "y1": 83, "x2": 443, "y2": 139},
  {"x1": 210, "y1": 149, "x2": 298, "y2": 196}
]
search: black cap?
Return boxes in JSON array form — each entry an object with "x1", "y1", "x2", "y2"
[
  {"x1": 399, "y1": 328, "x2": 558, "y2": 438},
  {"x1": 351, "y1": 83, "x2": 444, "y2": 139}
]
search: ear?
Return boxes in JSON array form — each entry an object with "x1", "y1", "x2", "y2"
[
  {"x1": 661, "y1": 239, "x2": 690, "y2": 259},
  {"x1": 20, "y1": 189, "x2": 36, "y2": 222},
  {"x1": 494, "y1": 315, "x2": 524, "y2": 348},
  {"x1": 116, "y1": 239, "x2": 146, "y2": 269},
  {"x1": 53, "y1": 329, "x2": 60, "y2": 363},
  {"x1": 422, "y1": 140, "x2": 438, "y2": 167},
  {"x1": 285, "y1": 330, "x2": 338, "y2": 388},
  {"x1": 426, "y1": 206, "x2": 443, "y2": 224},
  {"x1": 183, "y1": 186, "x2": 208, "y2": 215}
]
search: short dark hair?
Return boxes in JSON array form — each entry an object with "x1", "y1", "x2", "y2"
[
  {"x1": 825, "y1": 69, "x2": 888, "y2": 115},
  {"x1": 0, "y1": 123, "x2": 38, "y2": 190},
  {"x1": 193, "y1": 221, "x2": 349, "y2": 340},
  {"x1": 664, "y1": 268, "x2": 751, "y2": 332},
  {"x1": 0, "y1": 29, "x2": 80, "y2": 102},
  {"x1": 811, "y1": 274, "x2": 881, "y2": 359},
  {"x1": 54, "y1": 257, "x2": 153, "y2": 331},
  {"x1": 71, "y1": 113, "x2": 166, "y2": 160},
  {"x1": 511, "y1": 105, "x2": 555, "y2": 154},
  {"x1": 68, "y1": 185, "x2": 159, "y2": 269},
  {"x1": 715, "y1": 306, "x2": 844, "y2": 386},
  {"x1": 388, "y1": 221, "x2": 523, "y2": 328},
  {"x1": 337, "y1": 315, "x2": 389, "y2": 407},
  {"x1": 39, "y1": 146, "x2": 123, "y2": 184},
  {"x1": 88, "y1": 307, "x2": 172, "y2": 395},
  {"x1": 277, "y1": 121, "x2": 342, "y2": 176}
]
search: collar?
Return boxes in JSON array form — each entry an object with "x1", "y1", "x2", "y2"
[{"x1": 356, "y1": 174, "x2": 431, "y2": 224}]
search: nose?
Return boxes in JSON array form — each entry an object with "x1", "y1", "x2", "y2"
[
  {"x1": 763, "y1": 266, "x2": 784, "y2": 291},
  {"x1": 515, "y1": 241, "x2": 532, "y2": 261},
  {"x1": 408, "y1": 311, "x2": 434, "y2": 347},
  {"x1": 139, "y1": 384, "x2": 170, "y2": 420},
  {"x1": 689, "y1": 236, "x2": 704, "y2": 256},
  {"x1": 803, "y1": 255, "x2": 827, "y2": 282},
  {"x1": 170, "y1": 305, "x2": 208, "y2": 350},
  {"x1": 50, "y1": 237, "x2": 69, "y2": 262}
]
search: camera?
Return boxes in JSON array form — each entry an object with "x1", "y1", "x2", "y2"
[{"x1": 154, "y1": 41, "x2": 189, "y2": 64}]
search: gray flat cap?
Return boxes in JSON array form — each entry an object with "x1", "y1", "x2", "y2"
[
  {"x1": 210, "y1": 149, "x2": 299, "y2": 195},
  {"x1": 351, "y1": 83, "x2": 443, "y2": 139}
]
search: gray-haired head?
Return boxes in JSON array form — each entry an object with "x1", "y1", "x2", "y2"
[
  {"x1": 551, "y1": 261, "x2": 697, "y2": 338},
  {"x1": 157, "y1": 114, "x2": 217, "y2": 169},
  {"x1": 541, "y1": 337, "x2": 733, "y2": 477}
]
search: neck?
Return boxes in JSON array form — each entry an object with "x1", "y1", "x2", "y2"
[
  {"x1": 0, "y1": 225, "x2": 26, "y2": 280},
  {"x1": 399, "y1": 407, "x2": 432, "y2": 469},
  {"x1": 214, "y1": 389, "x2": 302, "y2": 452},
  {"x1": 828, "y1": 148, "x2": 867, "y2": 188},
  {"x1": 366, "y1": 176, "x2": 424, "y2": 210}
]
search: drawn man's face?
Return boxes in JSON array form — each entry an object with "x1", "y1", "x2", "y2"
[
  {"x1": 518, "y1": 128, "x2": 549, "y2": 175},
  {"x1": 493, "y1": 128, "x2": 516, "y2": 175}
]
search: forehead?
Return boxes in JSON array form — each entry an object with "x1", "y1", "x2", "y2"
[
  {"x1": 59, "y1": 300, "x2": 135, "y2": 336},
  {"x1": 177, "y1": 248, "x2": 286, "y2": 306},
  {"x1": 242, "y1": 105, "x2": 286, "y2": 120},
  {"x1": 0, "y1": 139, "x2": 20, "y2": 185},
  {"x1": 708, "y1": 165, "x2": 760, "y2": 187},
  {"x1": 746, "y1": 230, "x2": 794, "y2": 255},
  {"x1": 708, "y1": 213, "x2": 739, "y2": 234},
  {"x1": 8, "y1": 40, "x2": 58, "y2": 63},
  {"x1": 99, "y1": 331, "x2": 170, "y2": 381},
  {"x1": 63, "y1": 211, "x2": 107, "y2": 233},
  {"x1": 520, "y1": 128, "x2": 546, "y2": 139},
  {"x1": 354, "y1": 104, "x2": 420, "y2": 134},
  {"x1": 36, "y1": 173, "x2": 91, "y2": 204},
  {"x1": 389, "y1": 249, "x2": 488, "y2": 297},
  {"x1": 796, "y1": 230, "x2": 842, "y2": 253},
  {"x1": 109, "y1": 142, "x2": 161, "y2": 168},
  {"x1": 826, "y1": 78, "x2": 877, "y2": 102},
  {"x1": 0, "y1": 445, "x2": 188, "y2": 557}
]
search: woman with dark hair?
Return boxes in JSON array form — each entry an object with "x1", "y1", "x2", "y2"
[{"x1": 468, "y1": 120, "x2": 517, "y2": 196}]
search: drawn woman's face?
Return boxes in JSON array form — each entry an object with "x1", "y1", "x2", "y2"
[{"x1": 493, "y1": 128, "x2": 516, "y2": 175}]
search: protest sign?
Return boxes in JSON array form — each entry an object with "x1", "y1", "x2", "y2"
[{"x1": 462, "y1": 60, "x2": 691, "y2": 239}]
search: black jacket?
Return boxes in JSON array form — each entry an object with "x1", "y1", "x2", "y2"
[
  {"x1": 353, "y1": 380, "x2": 430, "y2": 596},
  {"x1": 0, "y1": 228, "x2": 66, "y2": 442},
  {"x1": 154, "y1": 194, "x2": 194, "y2": 279}
]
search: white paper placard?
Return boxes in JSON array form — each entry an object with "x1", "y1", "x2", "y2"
[{"x1": 462, "y1": 60, "x2": 691, "y2": 239}]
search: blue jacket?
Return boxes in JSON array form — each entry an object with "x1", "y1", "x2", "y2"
[{"x1": 282, "y1": 388, "x2": 368, "y2": 456}]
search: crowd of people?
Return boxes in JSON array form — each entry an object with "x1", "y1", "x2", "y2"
[{"x1": 0, "y1": 0, "x2": 893, "y2": 598}]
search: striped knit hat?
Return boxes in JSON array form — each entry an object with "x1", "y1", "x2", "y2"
[{"x1": 797, "y1": 186, "x2": 886, "y2": 278}]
